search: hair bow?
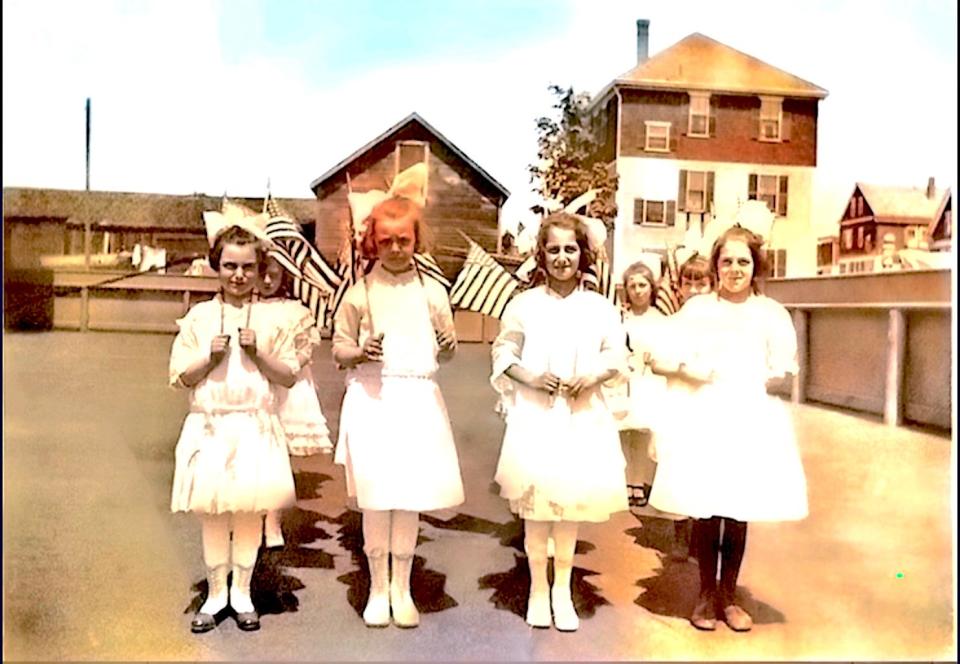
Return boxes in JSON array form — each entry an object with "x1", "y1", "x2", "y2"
[
  {"x1": 347, "y1": 162, "x2": 427, "y2": 242},
  {"x1": 203, "y1": 199, "x2": 272, "y2": 247}
]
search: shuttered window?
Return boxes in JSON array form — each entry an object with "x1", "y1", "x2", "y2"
[
  {"x1": 688, "y1": 93, "x2": 710, "y2": 137},
  {"x1": 759, "y1": 96, "x2": 783, "y2": 142},
  {"x1": 633, "y1": 198, "x2": 676, "y2": 226},
  {"x1": 644, "y1": 121, "x2": 670, "y2": 152},
  {"x1": 748, "y1": 174, "x2": 789, "y2": 216}
]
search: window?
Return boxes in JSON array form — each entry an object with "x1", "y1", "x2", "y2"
[
  {"x1": 848, "y1": 199, "x2": 857, "y2": 219},
  {"x1": 759, "y1": 96, "x2": 783, "y2": 142},
  {"x1": 644, "y1": 121, "x2": 671, "y2": 152},
  {"x1": 395, "y1": 140, "x2": 429, "y2": 196},
  {"x1": 633, "y1": 198, "x2": 676, "y2": 226},
  {"x1": 904, "y1": 226, "x2": 926, "y2": 248},
  {"x1": 748, "y1": 174, "x2": 789, "y2": 216},
  {"x1": 856, "y1": 196, "x2": 864, "y2": 217},
  {"x1": 686, "y1": 171, "x2": 707, "y2": 212},
  {"x1": 688, "y1": 93, "x2": 710, "y2": 137},
  {"x1": 766, "y1": 248, "x2": 787, "y2": 278},
  {"x1": 843, "y1": 228, "x2": 854, "y2": 250},
  {"x1": 856, "y1": 226, "x2": 864, "y2": 249}
]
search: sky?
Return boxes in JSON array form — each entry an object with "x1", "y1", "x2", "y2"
[{"x1": 3, "y1": 0, "x2": 957, "y2": 237}]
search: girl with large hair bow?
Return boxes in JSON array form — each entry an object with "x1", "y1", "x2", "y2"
[{"x1": 332, "y1": 164, "x2": 464, "y2": 628}]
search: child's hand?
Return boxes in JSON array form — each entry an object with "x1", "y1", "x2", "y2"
[
  {"x1": 361, "y1": 333, "x2": 384, "y2": 362},
  {"x1": 435, "y1": 329, "x2": 456, "y2": 353},
  {"x1": 564, "y1": 374, "x2": 601, "y2": 399},
  {"x1": 529, "y1": 371, "x2": 562, "y2": 394},
  {"x1": 238, "y1": 328, "x2": 258, "y2": 357},
  {"x1": 210, "y1": 334, "x2": 230, "y2": 364}
]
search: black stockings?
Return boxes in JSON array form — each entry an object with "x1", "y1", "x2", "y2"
[{"x1": 692, "y1": 516, "x2": 748, "y2": 606}]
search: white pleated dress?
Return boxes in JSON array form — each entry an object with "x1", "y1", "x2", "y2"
[
  {"x1": 169, "y1": 296, "x2": 298, "y2": 515},
  {"x1": 332, "y1": 264, "x2": 465, "y2": 512},
  {"x1": 620, "y1": 308, "x2": 669, "y2": 433},
  {"x1": 648, "y1": 293, "x2": 809, "y2": 522},
  {"x1": 491, "y1": 286, "x2": 630, "y2": 522}
]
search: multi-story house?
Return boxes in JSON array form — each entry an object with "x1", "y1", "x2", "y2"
[
  {"x1": 591, "y1": 20, "x2": 828, "y2": 278},
  {"x1": 830, "y1": 177, "x2": 952, "y2": 274}
]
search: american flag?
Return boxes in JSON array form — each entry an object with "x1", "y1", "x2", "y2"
[
  {"x1": 653, "y1": 245, "x2": 683, "y2": 315},
  {"x1": 262, "y1": 192, "x2": 342, "y2": 327},
  {"x1": 450, "y1": 238, "x2": 521, "y2": 319}
]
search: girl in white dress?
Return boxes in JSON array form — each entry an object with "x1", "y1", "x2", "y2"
[
  {"x1": 618, "y1": 261, "x2": 668, "y2": 509},
  {"x1": 258, "y1": 255, "x2": 334, "y2": 548},
  {"x1": 649, "y1": 226, "x2": 807, "y2": 632},
  {"x1": 491, "y1": 213, "x2": 628, "y2": 632},
  {"x1": 170, "y1": 224, "x2": 299, "y2": 633},
  {"x1": 332, "y1": 196, "x2": 464, "y2": 629}
]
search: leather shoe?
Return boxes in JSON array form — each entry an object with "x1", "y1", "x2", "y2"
[
  {"x1": 690, "y1": 596, "x2": 717, "y2": 631},
  {"x1": 235, "y1": 611, "x2": 261, "y2": 631},
  {"x1": 190, "y1": 612, "x2": 216, "y2": 634},
  {"x1": 722, "y1": 604, "x2": 752, "y2": 632}
]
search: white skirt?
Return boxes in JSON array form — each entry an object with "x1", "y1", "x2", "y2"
[
  {"x1": 649, "y1": 382, "x2": 808, "y2": 522},
  {"x1": 275, "y1": 369, "x2": 333, "y2": 457},
  {"x1": 171, "y1": 409, "x2": 296, "y2": 515},
  {"x1": 335, "y1": 371, "x2": 464, "y2": 512},
  {"x1": 496, "y1": 387, "x2": 628, "y2": 523}
]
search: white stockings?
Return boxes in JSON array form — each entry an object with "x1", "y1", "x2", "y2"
[
  {"x1": 361, "y1": 509, "x2": 421, "y2": 627},
  {"x1": 198, "y1": 512, "x2": 263, "y2": 616},
  {"x1": 524, "y1": 520, "x2": 580, "y2": 631}
]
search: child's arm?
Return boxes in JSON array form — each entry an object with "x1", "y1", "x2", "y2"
[
  {"x1": 432, "y1": 283, "x2": 457, "y2": 363},
  {"x1": 331, "y1": 285, "x2": 383, "y2": 368},
  {"x1": 176, "y1": 335, "x2": 230, "y2": 388}
]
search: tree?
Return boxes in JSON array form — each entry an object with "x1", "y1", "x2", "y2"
[{"x1": 528, "y1": 85, "x2": 619, "y2": 226}]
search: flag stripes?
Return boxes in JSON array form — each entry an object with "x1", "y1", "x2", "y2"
[
  {"x1": 450, "y1": 239, "x2": 521, "y2": 320},
  {"x1": 413, "y1": 253, "x2": 451, "y2": 290},
  {"x1": 654, "y1": 246, "x2": 683, "y2": 315}
]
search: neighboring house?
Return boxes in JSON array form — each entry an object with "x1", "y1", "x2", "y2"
[
  {"x1": 834, "y1": 178, "x2": 952, "y2": 274},
  {"x1": 590, "y1": 20, "x2": 828, "y2": 278},
  {"x1": 2, "y1": 187, "x2": 320, "y2": 272},
  {"x1": 309, "y1": 112, "x2": 510, "y2": 277}
]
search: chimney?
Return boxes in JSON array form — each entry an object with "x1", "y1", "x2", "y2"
[
  {"x1": 636, "y1": 19, "x2": 650, "y2": 64},
  {"x1": 926, "y1": 176, "x2": 936, "y2": 199}
]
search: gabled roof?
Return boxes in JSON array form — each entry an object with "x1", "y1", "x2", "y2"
[
  {"x1": 851, "y1": 182, "x2": 952, "y2": 226},
  {"x1": 309, "y1": 112, "x2": 510, "y2": 200},
  {"x1": 2, "y1": 187, "x2": 318, "y2": 229},
  {"x1": 595, "y1": 33, "x2": 828, "y2": 103}
]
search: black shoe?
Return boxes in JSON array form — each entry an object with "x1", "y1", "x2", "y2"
[
  {"x1": 235, "y1": 611, "x2": 261, "y2": 631},
  {"x1": 190, "y1": 612, "x2": 216, "y2": 634}
]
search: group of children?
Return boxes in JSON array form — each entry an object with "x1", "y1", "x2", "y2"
[{"x1": 169, "y1": 197, "x2": 807, "y2": 636}]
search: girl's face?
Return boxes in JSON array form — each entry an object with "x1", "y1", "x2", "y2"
[
  {"x1": 258, "y1": 257, "x2": 284, "y2": 298},
  {"x1": 717, "y1": 239, "x2": 754, "y2": 296},
  {"x1": 374, "y1": 215, "x2": 416, "y2": 272},
  {"x1": 625, "y1": 273, "x2": 653, "y2": 311},
  {"x1": 680, "y1": 275, "x2": 712, "y2": 302},
  {"x1": 543, "y1": 226, "x2": 580, "y2": 285},
  {"x1": 218, "y1": 242, "x2": 259, "y2": 302}
]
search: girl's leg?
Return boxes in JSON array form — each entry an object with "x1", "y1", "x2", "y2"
[
  {"x1": 361, "y1": 509, "x2": 392, "y2": 627},
  {"x1": 230, "y1": 511, "x2": 263, "y2": 630},
  {"x1": 196, "y1": 513, "x2": 231, "y2": 623},
  {"x1": 691, "y1": 516, "x2": 722, "y2": 630},
  {"x1": 263, "y1": 510, "x2": 284, "y2": 548},
  {"x1": 523, "y1": 520, "x2": 551, "y2": 628},
  {"x1": 389, "y1": 510, "x2": 420, "y2": 628},
  {"x1": 550, "y1": 521, "x2": 580, "y2": 632},
  {"x1": 718, "y1": 518, "x2": 752, "y2": 631}
]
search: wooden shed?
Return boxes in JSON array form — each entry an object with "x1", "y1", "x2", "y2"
[{"x1": 309, "y1": 112, "x2": 510, "y2": 277}]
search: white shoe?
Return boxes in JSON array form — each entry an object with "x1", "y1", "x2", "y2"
[
  {"x1": 363, "y1": 553, "x2": 390, "y2": 627},
  {"x1": 197, "y1": 564, "x2": 229, "y2": 616},
  {"x1": 526, "y1": 590, "x2": 551, "y2": 628},
  {"x1": 390, "y1": 554, "x2": 420, "y2": 628},
  {"x1": 551, "y1": 586, "x2": 579, "y2": 632}
]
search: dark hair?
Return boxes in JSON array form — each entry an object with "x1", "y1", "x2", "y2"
[
  {"x1": 709, "y1": 225, "x2": 766, "y2": 294},
  {"x1": 621, "y1": 260, "x2": 658, "y2": 307},
  {"x1": 209, "y1": 226, "x2": 265, "y2": 270},
  {"x1": 679, "y1": 254, "x2": 714, "y2": 286},
  {"x1": 262, "y1": 254, "x2": 294, "y2": 298},
  {"x1": 531, "y1": 212, "x2": 596, "y2": 287},
  {"x1": 359, "y1": 197, "x2": 431, "y2": 260}
]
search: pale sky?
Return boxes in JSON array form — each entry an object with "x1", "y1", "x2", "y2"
[{"x1": 3, "y1": 0, "x2": 957, "y2": 237}]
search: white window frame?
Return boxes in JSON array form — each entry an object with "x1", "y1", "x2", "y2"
[
  {"x1": 688, "y1": 92, "x2": 710, "y2": 137},
  {"x1": 394, "y1": 140, "x2": 430, "y2": 196},
  {"x1": 634, "y1": 199, "x2": 669, "y2": 226},
  {"x1": 644, "y1": 121, "x2": 671, "y2": 152},
  {"x1": 685, "y1": 171, "x2": 708, "y2": 213},
  {"x1": 759, "y1": 96, "x2": 783, "y2": 142},
  {"x1": 767, "y1": 248, "x2": 788, "y2": 278},
  {"x1": 843, "y1": 228, "x2": 854, "y2": 250},
  {"x1": 757, "y1": 174, "x2": 780, "y2": 212}
]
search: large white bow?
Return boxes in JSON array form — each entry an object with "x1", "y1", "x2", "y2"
[
  {"x1": 347, "y1": 162, "x2": 428, "y2": 242},
  {"x1": 685, "y1": 199, "x2": 775, "y2": 259},
  {"x1": 203, "y1": 200, "x2": 272, "y2": 247}
]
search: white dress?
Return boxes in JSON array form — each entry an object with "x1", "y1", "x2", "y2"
[
  {"x1": 491, "y1": 286, "x2": 629, "y2": 522},
  {"x1": 648, "y1": 293, "x2": 808, "y2": 522},
  {"x1": 169, "y1": 296, "x2": 298, "y2": 515},
  {"x1": 332, "y1": 264, "x2": 465, "y2": 512},
  {"x1": 620, "y1": 308, "x2": 669, "y2": 433},
  {"x1": 261, "y1": 298, "x2": 333, "y2": 547}
]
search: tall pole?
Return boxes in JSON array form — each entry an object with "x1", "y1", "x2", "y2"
[{"x1": 85, "y1": 97, "x2": 91, "y2": 191}]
